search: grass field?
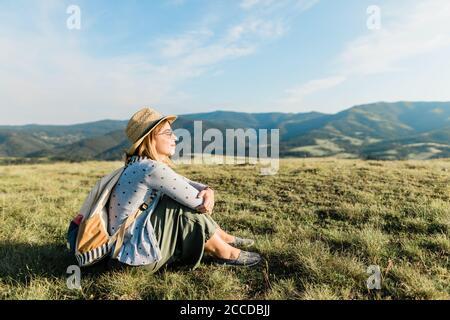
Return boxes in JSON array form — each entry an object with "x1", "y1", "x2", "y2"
[{"x1": 0, "y1": 158, "x2": 449, "y2": 299}]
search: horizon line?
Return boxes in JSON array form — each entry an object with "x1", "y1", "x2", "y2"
[{"x1": 1, "y1": 100, "x2": 448, "y2": 127}]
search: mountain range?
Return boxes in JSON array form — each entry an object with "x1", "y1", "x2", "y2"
[{"x1": 1, "y1": 101, "x2": 449, "y2": 161}]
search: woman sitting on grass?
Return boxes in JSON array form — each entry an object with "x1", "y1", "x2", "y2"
[{"x1": 107, "y1": 107, "x2": 261, "y2": 272}]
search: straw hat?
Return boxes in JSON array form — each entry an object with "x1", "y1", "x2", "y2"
[{"x1": 125, "y1": 107, "x2": 177, "y2": 155}]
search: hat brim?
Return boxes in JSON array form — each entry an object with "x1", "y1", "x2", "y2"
[{"x1": 127, "y1": 115, "x2": 177, "y2": 155}]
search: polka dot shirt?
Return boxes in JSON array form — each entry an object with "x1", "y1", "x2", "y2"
[{"x1": 107, "y1": 155, "x2": 209, "y2": 266}]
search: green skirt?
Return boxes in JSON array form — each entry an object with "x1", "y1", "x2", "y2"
[{"x1": 108, "y1": 194, "x2": 218, "y2": 273}]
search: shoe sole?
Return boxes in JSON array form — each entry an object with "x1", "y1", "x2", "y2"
[{"x1": 212, "y1": 258, "x2": 261, "y2": 267}]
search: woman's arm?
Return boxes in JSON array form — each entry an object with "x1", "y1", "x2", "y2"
[
  {"x1": 195, "y1": 187, "x2": 215, "y2": 214},
  {"x1": 182, "y1": 176, "x2": 209, "y2": 191},
  {"x1": 145, "y1": 163, "x2": 204, "y2": 210},
  {"x1": 181, "y1": 177, "x2": 215, "y2": 214}
]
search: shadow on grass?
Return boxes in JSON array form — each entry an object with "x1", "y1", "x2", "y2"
[
  {"x1": 197, "y1": 249, "x2": 310, "y2": 299},
  {"x1": 0, "y1": 242, "x2": 108, "y2": 284},
  {"x1": 382, "y1": 214, "x2": 448, "y2": 235},
  {"x1": 257, "y1": 251, "x2": 312, "y2": 298}
]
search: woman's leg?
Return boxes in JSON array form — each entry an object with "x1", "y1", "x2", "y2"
[
  {"x1": 204, "y1": 231, "x2": 240, "y2": 259},
  {"x1": 210, "y1": 224, "x2": 255, "y2": 249},
  {"x1": 214, "y1": 227, "x2": 236, "y2": 243}
]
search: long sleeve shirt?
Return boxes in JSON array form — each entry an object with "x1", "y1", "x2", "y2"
[{"x1": 107, "y1": 155, "x2": 209, "y2": 265}]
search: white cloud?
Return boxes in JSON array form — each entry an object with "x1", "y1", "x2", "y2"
[
  {"x1": 225, "y1": 18, "x2": 286, "y2": 43},
  {"x1": 339, "y1": 0, "x2": 450, "y2": 75},
  {"x1": 0, "y1": 2, "x2": 280, "y2": 124},
  {"x1": 158, "y1": 30, "x2": 214, "y2": 58},
  {"x1": 277, "y1": 0, "x2": 450, "y2": 112},
  {"x1": 240, "y1": 0, "x2": 270, "y2": 10},
  {"x1": 295, "y1": 0, "x2": 320, "y2": 12},
  {"x1": 0, "y1": 0, "x2": 320, "y2": 124},
  {"x1": 154, "y1": 16, "x2": 286, "y2": 84},
  {"x1": 0, "y1": 22, "x2": 180, "y2": 123},
  {"x1": 241, "y1": 0, "x2": 319, "y2": 13},
  {"x1": 280, "y1": 76, "x2": 346, "y2": 108}
]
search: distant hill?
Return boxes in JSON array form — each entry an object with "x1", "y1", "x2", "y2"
[
  {"x1": 1, "y1": 102, "x2": 449, "y2": 160},
  {"x1": 282, "y1": 102, "x2": 450, "y2": 159}
]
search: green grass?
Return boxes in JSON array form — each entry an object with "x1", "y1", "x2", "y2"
[{"x1": 0, "y1": 158, "x2": 449, "y2": 300}]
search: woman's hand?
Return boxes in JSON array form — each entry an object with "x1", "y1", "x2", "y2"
[{"x1": 196, "y1": 187, "x2": 215, "y2": 214}]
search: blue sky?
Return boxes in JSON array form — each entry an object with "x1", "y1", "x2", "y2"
[{"x1": 1, "y1": 0, "x2": 450, "y2": 124}]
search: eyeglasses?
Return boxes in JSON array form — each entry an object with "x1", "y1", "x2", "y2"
[{"x1": 157, "y1": 129, "x2": 176, "y2": 137}]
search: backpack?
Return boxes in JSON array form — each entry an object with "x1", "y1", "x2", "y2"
[{"x1": 66, "y1": 166, "x2": 160, "y2": 267}]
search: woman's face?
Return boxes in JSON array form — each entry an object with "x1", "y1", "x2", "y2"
[{"x1": 154, "y1": 121, "x2": 177, "y2": 158}]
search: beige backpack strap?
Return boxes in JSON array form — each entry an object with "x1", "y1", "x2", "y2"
[
  {"x1": 109, "y1": 192, "x2": 156, "y2": 259},
  {"x1": 110, "y1": 202, "x2": 149, "y2": 259}
]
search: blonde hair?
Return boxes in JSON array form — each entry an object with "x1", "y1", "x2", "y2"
[{"x1": 125, "y1": 120, "x2": 175, "y2": 167}]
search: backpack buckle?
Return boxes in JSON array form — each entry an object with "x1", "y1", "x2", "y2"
[{"x1": 139, "y1": 203, "x2": 148, "y2": 211}]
